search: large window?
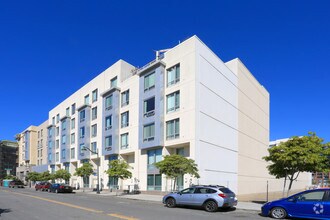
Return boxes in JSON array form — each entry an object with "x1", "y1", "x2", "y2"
[
  {"x1": 121, "y1": 133, "x2": 129, "y2": 149},
  {"x1": 79, "y1": 144, "x2": 85, "y2": 156},
  {"x1": 70, "y1": 148, "x2": 75, "y2": 159},
  {"x1": 56, "y1": 140, "x2": 59, "y2": 149},
  {"x1": 92, "y1": 89, "x2": 98, "y2": 103},
  {"x1": 147, "y1": 148, "x2": 162, "y2": 190},
  {"x1": 62, "y1": 120, "x2": 67, "y2": 131},
  {"x1": 92, "y1": 107, "x2": 97, "y2": 120},
  {"x1": 56, "y1": 114, "x2": 60, "y2": 123},
  {"x1": 121, "y1": 111, "x2": 129, "y2": 128},
  {"x1": 166, "y1": 118, "x2": 180, "y2": 140},
  {"x1": 56, "y1": 127, "x2": 59, "y2": 136},
  {"x1": 144, "y1": 72, "x2": 155, "y2": 91},
  {"x1": 144, "y1": 97, "x2": 155, "y2": 117},
  {"x1": 61, "y1": 135, "x2": 66, "y2": 144},
  {"x1": 121, "y1": 90, "x2": 129, "y2": 107},
  {"x1": 71, "y1": 133, "x2": 75, "y2": 144},
  {"x1": 79, "y1": 110, "x2": 85, "y2": 122},
  {"x1": 56, "y1": 152, "x2": 59, "y2": 162},
  {"x1": 84, "y1": 94, "x2": 90, "y2": 105},
  {"x1": 105, "y1": 95, "x2": 113, "y2": 110},
  {"x1": 167, "y1": 64, "x2": 180, "y2": 86},
  {"x1": 143, "y1": 123, "x2": 155, "y2": 142},
  {"x1": 61, "y1": 149, "x2": 66, "y2": 159},
  {"x1": 79, "y1": 127, "x2": 85, "y2": 138},
  {"x1": 66, "y1": 107, "x2": 70, "y2": 116},
  {"x1": 147, "y1": 174, "x2": 162, "y2": 191},
  {"x1": 105, "y1": 115, "x2": 112, "y2": 130},
  {"x1": 71, "y1": 118, "x2": 75, "y2": 130},
  {"x1": 91, "y1": 124, "x2": 97, "y2": 137},
  {"x1": 166, "y1": 91, "x2": 180, "y2": 113},
  {"x1": 105, "y1": 136, "x2": 112, "y2": 148},
  {"x1": 110, "y1": 76, "x2": 117, "y2": 88},
  {"x1": 71, "y1": 103, "x2": 76, "y2": 115},
  {"x1": 91, "y1": 142, "x2": 97, "y2": 154}
]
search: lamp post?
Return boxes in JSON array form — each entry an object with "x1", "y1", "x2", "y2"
[{"x1": 82, "y1": 147, "x2": 100, "y2": 194}]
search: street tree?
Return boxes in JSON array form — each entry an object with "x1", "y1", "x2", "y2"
[
  {"x1": 54, "y1": 169, "x2": 71, "y2": 183},
  {"x1": 40, "y1": 171, "x2": 55, "y2": 182},
  {"x1": 105, "y1": 159, "x2": 132, "y2": 192},
  {"x1": 155, "y1": 154, "x2": 200, "y2": 191},
  {"x1": 26, "y1": 172, "x2": 41, "y2": 182},
  {"x1": 263, "y1": 132, "x2": 330, "y2": 196},
  {"x1": 74, "y1": 162, "x2": 94, "y2": 191}
]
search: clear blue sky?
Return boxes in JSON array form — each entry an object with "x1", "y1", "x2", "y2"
[{"x1": 1, "y1": 1, "x2": 329, "y2": 142}]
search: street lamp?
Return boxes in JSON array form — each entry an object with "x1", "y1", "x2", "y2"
[{"x1": 82, "y1": 147, "x2": 100, "y2": 194}]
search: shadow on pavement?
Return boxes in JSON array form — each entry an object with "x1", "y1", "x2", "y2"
[{"x1": 0, "y1": 208, "x2": 11, "y2": 216}]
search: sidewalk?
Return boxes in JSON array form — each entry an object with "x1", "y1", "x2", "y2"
[{"x1": 75, "y1": 189, "x2": 263, "y2": 211}]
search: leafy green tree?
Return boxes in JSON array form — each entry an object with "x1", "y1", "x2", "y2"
[
  {"x1": 155, "y1": 154, "x2": 200, "y2": 191},
  {"x1": 3, "y1": 175, "x2": 17, "y2": 180},
  {"x1": 26, "y1": 172, "x2": 42, "y2": 182},
  {"x1": 264, "y1": 132, "x2": 330, "y2": 195},
  {"x1": 105, "y1": 159, "x2": 132, "y2": 181},
  {"x1": 40, "y1": 171, "x2": 55, "y2": 182},
  {"x1": 54, "y1": 169, "x2": 71, "y2": 183},
  {"x1": 74, "y1": 162, "x2": 94, "y2": 191}
]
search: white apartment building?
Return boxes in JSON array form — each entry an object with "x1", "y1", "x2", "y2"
[{"x1": 18, "y1": 35, "x2": 310, "y2": 199}]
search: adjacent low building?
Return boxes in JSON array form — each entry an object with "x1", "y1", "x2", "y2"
[{"x1": 0, "y1": 140, "x2": 18, "y2": 179}]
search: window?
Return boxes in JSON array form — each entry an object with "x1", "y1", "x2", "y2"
[
  {"x1": 41, "y1": 129, "x2": 43, "y2": 137},
  {"x1": 84, "y1": 94, "x2": 90, "y2": 105},
  {"x1": 92, "y1": 107, "x2": 97, "y2": 120},
  {"x1": 91, "y1": 142, "x2": 97, "y2": 154},
  {"x1": 144, "y1": 97, "x2": 155, "y2": 117},
  {"x1": 71, "y1": 118, "x2": 75, "y2": 130},
  {"x1": 105, "y1": 136, "x2": 112, "y2": 148},
  {"x1": 296, "y1": 191, "x2": 325, "y2": 202},
  {"x1": 56, "y1": 152, "x2": 59, "y2": 162},
  {"x1": 144, "y1": 72, "x2": 155, "y2": 91},
  {"x1": 66, "y1": 107, "x2": 70, "y2": 116},
  {"x1": 166, "y1": 118, "x2": 180, "y2": 140},
  {"x1": 71, "y1": 103, "x2": 76, "y2": 115},
  {"x1": 62, "y1": 120, "x2": 67, "y2": 130},
  {"x1": 105, "y1": 115, "x2": 112, "y2": 130},
  {"x1": 71, "y1": 133, "x2": 75, "y2": 144},
  {"x1": 61, "y1": 149, "x2": 66, "y2": 159},
  {"x1": 56, "y1": 127, "x2": 59, "y2": 136},
  {"x1": 147, "y1": 149, "x2": 162, "y2": 166},
  {"x1": 91, "y1": 124, "x2": 97, "y2": 137},
  {"x1": 79, "y1": 144, "x2": 85, "y2": 156},
  {"x1": 147, "y1": 174, "x2": 162, "y2": 191},
  {"x1": 56, "y1": 140, "x2": 59, "y2": 149},
  {"x1": 48, "y1": 153, "x2": 52, "y2": 163},
  {"x1": 121, "y1": 111, "x2": 129, "y2": 128},
  {"x1": 40, "y1": 149, "x2": 43, "y2": 157},
  {"x1": 176, "y1": 148, "x2": 184, "y2": 156},
  {"x1": 48, "y1": 127, "x2": 53, "y2": 137},
  {"x1": 48, "y1": 141, "x2": 53, "y2": 149},
  {"x1": 121, "y1": 90, "x2": 129, "y2": 107},
  {"x1": 167, "y1": 64, "x2": 180, "y2": 86},
  {"x1": 56, "y1": 114, "x2": 60, "y2": 123},
  {"x1": 80, "y1": 110, "x2": 85, "y2": 122},
  {"x1": 110, "y1": 76, "x2": 117, "y2": 88},
  {"x1": 79, "y1": 127, "x2": 85, "y2": 138},
  {"x1": 143, "y1": 123, "x2": 155, "y2": 142},
  {"x1": 105, "y1": 95, "x2": 113, "y2": 110},
  {"x1": 70, "y1": 148, "x2": 75, "y2": 159},
  {"x1": 92, "y1": 89, "x2": 98, "y2": 103},
  {"x1": 38, "y1": 131, "x2": 40, "y2": 138},
  {"x1": 167, "y1": 91, "x2": 180, "y2": 113},
  {"x1": 52, "y1": 117, "x2": 55, "y2": 125},
  {"x1": 121, "y1": 133, "x2": 129, "y2": 149},
  {"x1": 62, "y1": 135, "x2": 66, "y2": 144}
]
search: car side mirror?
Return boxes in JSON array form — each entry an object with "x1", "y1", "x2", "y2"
[{"x1": 177, "y1": 192, "x2": 182, "y2": 195}]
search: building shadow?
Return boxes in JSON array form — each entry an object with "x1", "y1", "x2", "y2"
[{"x1": 0, "y1": 208, "x2": 11, "y2": 216}]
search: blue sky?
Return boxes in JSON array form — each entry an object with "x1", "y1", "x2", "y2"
[{"x1": 0, "y1": 1, "x2": 329, "y2": 142}]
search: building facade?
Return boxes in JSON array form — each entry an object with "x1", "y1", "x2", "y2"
[
  {"x1": 16, "y1": 36, "x2": 307, "y2": 199},
  {"x1": 0, "y1": 140, "x2": 18, "y2": 179}
]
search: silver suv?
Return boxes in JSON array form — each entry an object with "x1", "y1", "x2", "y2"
[{"x1": 162, "y1": 185, "x2": 237, "y2": 212}]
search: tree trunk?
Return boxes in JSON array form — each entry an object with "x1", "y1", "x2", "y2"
[
  {"x1": 173, "y1": 177, "x2": 177, "y2": 192},
  {"x1": 282, "y1": 176, "x2": 287, "y2": 198},
  {"x1": 287, "y1": 176, "x2": 294, "y2": 197}
]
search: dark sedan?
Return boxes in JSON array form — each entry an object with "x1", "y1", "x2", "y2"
[{"x1": 49, "y1": 183, "x2": 73, "y2": 193}]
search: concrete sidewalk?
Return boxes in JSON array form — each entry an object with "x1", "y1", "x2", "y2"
[{"x1": 75, "y1": 189, "x2": 263, "y2": 211}]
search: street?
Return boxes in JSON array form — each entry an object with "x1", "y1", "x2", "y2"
[{"x1": 0, "y1": 187, "x2": 265, "y2": 220}]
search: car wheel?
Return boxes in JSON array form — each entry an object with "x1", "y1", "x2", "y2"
[
  {"x1": 270, "y1": 207, "x2": 287, "y2": 219},
  {"x1": 204, "y1": 200, "x2": 218, "y2": 212},
  {"x1": 165, "y1": 198, "x2": 176, "y2": 208}
]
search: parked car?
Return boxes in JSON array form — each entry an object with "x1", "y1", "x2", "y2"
[
  {"x1": 9, "y1": 180, "x2": 25, "y2": 188},
  {"x1": 261, "y1": 188, "x2": 330, "y2": 219},
  {"x1": 35, "y1": 182, "x2": 45, "y2": 191},
  {"x1": 35, "y1": 182, "x2": 52, "y2": 191},
  {"x1": 49, "y1": 183, "x2": 73, "y2": 193},
  {"x1": 162, "y1": 185, "x2": 237, "y2": 212}
]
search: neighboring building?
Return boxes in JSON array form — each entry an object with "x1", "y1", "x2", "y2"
[
  {"x1": 17, "y1": 36, "x2": 305, "y2": 199},
  {"x1": 16, "y1": 122, "x2": 48, "y2": 182},
  {"x1": 0, "y1": 140, "x2": 18, "y2": 179}
]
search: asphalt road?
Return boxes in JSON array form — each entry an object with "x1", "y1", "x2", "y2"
[{"x1": 0, "y1": 187, "x2": 265, "y2": 220}]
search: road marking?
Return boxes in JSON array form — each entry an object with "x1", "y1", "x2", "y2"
[
  {"x1": 8, "y1": 191, "x2": 103, "y2": 213},
  {"x1": 4, "y1": 190, "x2": 139, "y2": 220},
  {"x1": 108, "y1": 213, "x2": 139, "y2": 220}
]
